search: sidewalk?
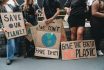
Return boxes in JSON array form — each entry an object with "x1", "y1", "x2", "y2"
[{"x1": 0, "y1": 56, "x2": 104, "y2": 70}]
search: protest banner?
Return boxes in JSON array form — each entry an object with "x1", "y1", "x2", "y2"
[
  {"x1": 1, "y1": 12, "x2": 27, "y2": 39},
  {"x1": 61, "y1": 40, "x2": 97, "y2": 60},
  {"x1": 31, "y1": 19, "x2": 62, "y2": 58},
  {"x1": 35, "y1": 47, "x2": 59, "y2": 58},
  {"x1": 37, "y1": 19, "x2": 67, "y2": 42},
  {"x1": 30, "y1": 26, "x2": 38, "y2": 44},
  {"x1": 25, "y1": 23, "x2": 33, "y2": 42},
  {"x1": 61, "y1": 22, "x2": 67, "y2": 42}
]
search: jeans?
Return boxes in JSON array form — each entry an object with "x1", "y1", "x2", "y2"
[
  {"x1": 6, "y1": 39, "x2": 15, "y2": 60},
  {"x1": 15, "y1": 37, "x2": 24, "y2": 55}
]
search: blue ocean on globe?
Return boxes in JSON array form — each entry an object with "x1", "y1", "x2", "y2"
[{"x1": 42, "y1": 33, "x2": 57, "y2": 48}]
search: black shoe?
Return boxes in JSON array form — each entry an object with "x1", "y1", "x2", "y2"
[{"x1": 6, "y1": 60, "x2": 12, "y2": 65}]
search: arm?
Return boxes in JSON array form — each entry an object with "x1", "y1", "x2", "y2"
[
  {"x1": 42, "y1": 0, "x2": 47, "y2": 20},
  {"x1": 13, "y1": 0, "x2": 19, "y2": 6},
  {"x1": 64, "y1": 7, "x2": 71, "y2": 15},
  {"x1": 64, "y1": 0, "x2": 71, "y2": 15},
  {"x1": 42, "y1": 7, "x2": 47, "y2": 20},
  {"x1": 47, "y1": 1, "x2": 61, "y2": 23},
  {"x1": 48, "y1": 8, "x2": 60, "y2": 20},
  {"x1": 46, "y1": 8, "x2": 60, "y2": 24},
  {"x1": 92, "y1": 0, "x2": 104, "y2": 18},
  {"x1": 34, "y1": 4, "x2": 41, "y2": 15}
]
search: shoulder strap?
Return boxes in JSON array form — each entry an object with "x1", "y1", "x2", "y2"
[{"x1": 8, "y1": 4, "x2": 14, "y2": 10}]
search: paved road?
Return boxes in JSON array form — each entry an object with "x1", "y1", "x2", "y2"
[{"x1": 0, "y1": 56, "x2": 104, "y2": 70}]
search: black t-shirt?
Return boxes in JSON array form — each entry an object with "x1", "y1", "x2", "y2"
[
  {"x1": 26, "y1": 4, "x2": 39, "y2": 15},
  {"x1": 21, "y1": 4, "x2": 39, "y2": 25},
  {"x1": 64, "y1": 0, "x2": 87, "y2": 16},
  {"x1": 42, "y1": 0, "x2": 61, "y2": 19}
]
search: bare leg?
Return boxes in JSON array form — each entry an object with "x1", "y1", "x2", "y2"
[
  {"x1": 70, "y1": 27, "x2": 77, "y2": 41},
  {"x1": 77, "y1": 27, "x2": 85, "y2": 40}
]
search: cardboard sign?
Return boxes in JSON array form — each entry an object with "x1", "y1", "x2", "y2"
[
  {"x1": 31, "y1": 19, "x2": 62, "y2": 58},
  {"x1": 1, "y1": 12, "x2": 27, "y2": 39},
  {"x1": 61, "y1": 22, "x2": 67, "y2": 42},
  {"x1": 30, "y1": 26, "x2": 38, "y2": 44},
  {"x1": 37, "y1": 19, "x2": 67, "y2": 42},
  {"x1": 35, "y1": 31, "x2": 61, "y2": 49},
  {"x1": 61, "y1": 40, "x2": 97, "y2": 60},
  {"x1": 37, "y1": 19, "x2": 62, "y2": 32},
  {"x1": 25, "y1": 23, "x2": 33, "y2": 42},
  {"x1": 35, "y1": 47, "x2": 59, "y2": 58}
]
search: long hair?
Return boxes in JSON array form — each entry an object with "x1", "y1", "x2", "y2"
[{"x1": 23, "y1": 0, "x2": 34, "y2": 11}]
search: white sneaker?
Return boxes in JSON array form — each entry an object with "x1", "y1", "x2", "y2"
[{"x1": 97, "y1": 50, "x2": 104, "y2": 56}]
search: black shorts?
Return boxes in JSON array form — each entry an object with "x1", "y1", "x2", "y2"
[{"x1": 68, "y1": 15, "x2": 85, "y2": 27}]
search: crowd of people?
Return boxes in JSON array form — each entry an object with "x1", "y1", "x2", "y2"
[{"x1": 0, "y1": 0, "x2": 104, "y2": 65}]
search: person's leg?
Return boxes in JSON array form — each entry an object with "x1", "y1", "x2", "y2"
[
  {"x1": 70, "y1": 27, "x2": 77, "y2": 41},
  {"x1": 77, "y1": 27, "x2": 85, "y2": 40},
  {"x1": 91, "y1": 27, "x2": 103, "y2": 56},
  {"x1": 24, "y1": 38, "x2": 30, "y2": 58},
  {"x1": 15, "y1": 37, "x2": 22, "y2": 57},
  {"x1": 6, "y1": 39, "x2": 15, "y2": 65}
]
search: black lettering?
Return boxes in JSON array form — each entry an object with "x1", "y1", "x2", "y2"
[
  {"x1": 18, "y1": 22, "x2": 21, "y2": 27},
  {"x1": 48, "y1": 50, "x2": 58, "y2": 56},
  {"x1": 18, "y1": 14, "x2": 21, "y2": 20},
  {"x1": 90, "y1": 48, "x2": 96, "y2": 56},
  {"x1": 62, "y1": 43, "x2": 73, "y2": 50},
  {"x1": 57, "y1": 27, "x2": 60, "y2": 31},
  {"x1": 13, "y1": 14, "x2": 17, "y2": 21},
  {"x1": 74, "y1": 42, "x2": 81, "y2": 48},
  {"x1": 76, "y1": 49, "x2": 80, "y2": 58},
  {"x1": 39, "y1": 25, "x2": 45, "y2": 30},
  {"x1": 76, "y1": 48, "x2": 96, "y2": 58},
  {"x1": 4, "y1": 15, "x2": 9, "y2": 22},
  {"x1": 61, "y1": 44, "x2": 66, "y2": 50},
  {"x1": 10, "y1": 15, "x2": 14, "y2": 21},
  {"x1": 6, "y1": 29, "x2": 25, "y2": 37},
  {"x1": 83, "y1": 49, "x2": 89, "y2": 57},
  {"x1": 48, "y1": 26, "x2": 60, "y2": 32},
  {"x1": 35, "y1": 48, "x2": 45, "y2": 55}
]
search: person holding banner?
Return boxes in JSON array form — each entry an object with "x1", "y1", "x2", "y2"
[
  {"x1": 20, "y1": 0, "x2": 40, "y2": 58},
  {"x1": 42, "y1": 0, "x2": 61, "y2": 25},
  {"x1": 21, "y1": 0, "x2": 40, "y2": 26},
  {"x1": 90, "y1": 0, "x2": 104, "y2": 56},
  {"x1": 0, "y1": 0, "x2": 20, "y2": 65},
  {"x1": 64, "y1": 0, "x2": 87, "y2": 41}
]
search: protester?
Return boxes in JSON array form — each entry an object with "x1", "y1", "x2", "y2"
[
  {"x1": 64, "y1": 0, "x2": 87, "y2": 41},
  {"x1": 90, "y1": 0, "x2": 104, "y2": 56},
  {"x1": 20, "y1": 0, "x2": 40, "y2": 57},
  {"x1": 21, "y1": 0, "x2": 39, "y2": 26},
  {"x1": 0, "y1": 0, "x2": 20, "y2": 65},
  {"x1": 86, "y1": 0, "x2": 94, "y2": 21},
  {"x1": 42, "y1": 0, "x2": 61, "y2": 25}
]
